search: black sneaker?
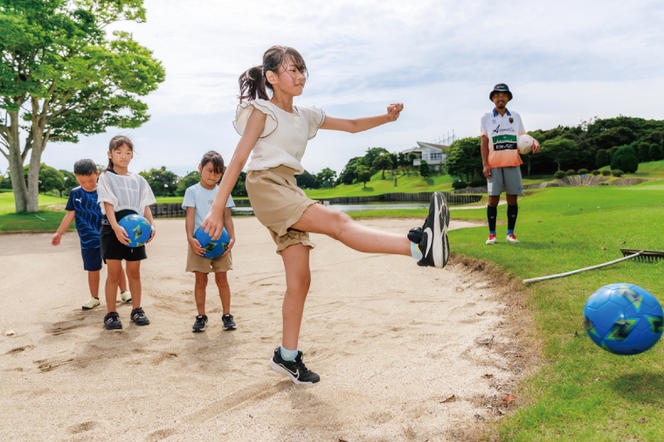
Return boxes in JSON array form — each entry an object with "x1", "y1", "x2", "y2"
[
  {"x1": 192, "y1": 315, "x2": 208, "y2": 333},
  {"x1": 416, "y1": 192, "x2": 450, "y2": 268},
  {"x1": 222, "y1": 314, "x2": 236, "y2": 331},
  {"x1": 269, "y1": 347, "x2": 320, "y2": 384},
  {"x1": 130, "y1": 307, "x2": 150, "y2": 326},
  {"x1": 103, "y1": 312, "x2": 122, "y2": 330}
]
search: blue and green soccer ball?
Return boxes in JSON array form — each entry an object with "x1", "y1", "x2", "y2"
[
  {"x1": 194, "y1": 227, "x2": 230, "y2": 259},
  {"x1": 584, "y1": 283, "x2": 663, "y2": 355},
  {"x1": 118, "y1": 214, "x2": 152, "y2": 248}
]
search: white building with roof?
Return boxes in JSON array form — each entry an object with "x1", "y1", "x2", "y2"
[{"x1": 401, "y1": 141, "x2": 449, "y2": 170}]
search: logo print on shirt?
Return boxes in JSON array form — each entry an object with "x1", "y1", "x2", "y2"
[
  {"x1": 75, "y1": 198, "x2": 82, "y2": 203},
  {"x1": 492, "y1": 125, "x2": 501, "y2": 133}
]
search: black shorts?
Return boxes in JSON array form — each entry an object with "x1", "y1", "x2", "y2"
[{"x1": 100, "y1": 209, "x2": 147, "y2": 262}]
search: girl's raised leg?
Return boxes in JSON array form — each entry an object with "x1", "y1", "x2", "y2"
[{"x1": 291, "y1": 204, "x2": 411, "y2": 255}]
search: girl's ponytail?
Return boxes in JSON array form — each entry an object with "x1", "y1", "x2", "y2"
[{"x1": 239, "y1": 65, "x2": 268, "y2": 102}]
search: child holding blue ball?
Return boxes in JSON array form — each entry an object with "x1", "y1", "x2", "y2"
[
  {"x1": 183, "y1": 151, "x2": 237, "y2": 333},
  {"x1": 97, "y1": 135, "x2": 156, "y2": 330}
]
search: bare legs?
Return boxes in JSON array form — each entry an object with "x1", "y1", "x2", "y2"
[
  {"x1": 291, "y1": 204, "x2": 411, "y2": 256},
  {"x1": 280, "y1": 203, "x2": 414, "y2": 350},
  {"x1": 488, "y1": 194, "x2": 518, "y2": 207},
  {"x1": 280, "y1": 243, "x2": 311, "y2": 350},
  {"x1": 193, "y1": 271, "x2": 231, "y2": 316},
  {"x1": 105, "y1": 260, "x2": 141, "y2": 313},
  {"x1": 87, "y1": 270, "x2": 100, "y2": 299}
]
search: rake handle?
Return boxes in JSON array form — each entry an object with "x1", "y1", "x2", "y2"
[{"x1": 522, "y1": 252, "x2": 642, "y2": 284}]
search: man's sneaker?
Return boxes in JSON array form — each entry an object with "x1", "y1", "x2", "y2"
[
  {"x1": 82, "y1": 297, "x2": 101, "y2": 310},
  {"x1": 192, "y1": 315, "x2": 208, "y2": 333},
  {"x1": 222, "y1": 314, "x2": 236, "y2": 330},
  {"x1": 104, "y1": 312, "x2": 122, "y2": 330},
  {"x1": 269, "y1": 347, "x2": 320, "y2": 384},
  {"x1": 119, "y1": 290, "x2": 132, "y2": 303},
  {"x1": 416, "y1": 192, "x2": 450, "y2": 268},
  {"x1": 130, "y1": 307, "x2": 150, "y2": 326},
  {"x1": 506, "y1": 233, "x2": 520, "y2": 243},
  {"x1": 485, "y1": 234, "x2": 497, "y2": 245}
]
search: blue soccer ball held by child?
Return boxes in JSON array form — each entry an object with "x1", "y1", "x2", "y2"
[
  {"x1": 118, "y1": 214, "x2": 152, "y2": 248},
  {"x1": 194, "y1": 226, "x2": 230, "y2": 259}
]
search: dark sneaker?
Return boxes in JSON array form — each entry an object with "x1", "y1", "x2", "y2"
[
  {"x1": 130, "y1": 307, "x2": 150, "y2": 326},
  {"x1": 222, "y1": 314, "x2": 236, "y2": 331},
  {"x1": 103, "y1": 312, "x2": 122, "y2": 330},
  {"x1": 270, "y1": 347, "x2": 320, "y2": 384},
  {"x1": 192, "y1": 314, "x2": 208, "y2": 332},
  {"x1": 417, "y1": 192, "x2": 450, "y2": 268}
]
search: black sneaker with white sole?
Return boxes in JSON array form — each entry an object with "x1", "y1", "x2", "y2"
[
  {"x1": 269, "y1": 347, "x2": 320, "y2": 384},
  {"x1": 192, "y1": 315, "x2": 208, "y2": 333},
  {"x1": 221, "y1": 313, "x2": 236, "y2": 331},
  {"x1": 104, "y1": 312, "x2": 122, "y2": 330},
  {"x1": 130, "y1": 307, "x2": 150, "y2": 326},
  {"x1": 416, "y1": 191, "x2": 450, "y2": 268}
]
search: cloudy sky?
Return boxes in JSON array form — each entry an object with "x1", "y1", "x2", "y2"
[{"x1": 3, "y1": 0, "x2": 664, "y2": 177}]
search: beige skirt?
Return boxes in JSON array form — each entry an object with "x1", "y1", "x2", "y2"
[{"x1": 245, "y1": 165, "x2": 319, "y2": 253}]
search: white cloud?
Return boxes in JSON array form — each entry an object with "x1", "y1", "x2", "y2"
[{"x1": 2, "y1": 0, "x2": 664, "y2": 177}]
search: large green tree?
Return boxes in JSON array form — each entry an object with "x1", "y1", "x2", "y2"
[
  {"x1": 0, "y1": 0, "x2": 164, "y2": 212},
  {"x1": 315, "y1": 167, "x2": 337, "y2": 188},
  {"x1": 140, "y1": 166, "x2": 178, "y2": 197},
  {"x1": 444, "y1": 137, "x2": 482, "y2": 183}
]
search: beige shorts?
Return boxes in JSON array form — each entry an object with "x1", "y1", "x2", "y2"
[
  {"x1": 186, "y1": 245, "x2": 232, "y2": 273},
  {"x1": 245, "y1": 165, "x2": 318, "y2": 253}
]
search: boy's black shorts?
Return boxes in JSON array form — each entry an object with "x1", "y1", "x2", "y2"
[{"x1": 100, "y1": 209, "x2": 147, "y2": 262}]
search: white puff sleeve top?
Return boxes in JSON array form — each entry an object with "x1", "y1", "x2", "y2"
[{"x1": 233, "y1": 98, "x2": 325, "y2": 174}]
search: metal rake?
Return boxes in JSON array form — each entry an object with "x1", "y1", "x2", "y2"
[{"x1": 522, "y1": 248, "x2": 664, "y2": 284}]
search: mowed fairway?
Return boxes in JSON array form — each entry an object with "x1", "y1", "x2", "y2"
[{"x1": 449, "y1": 181, "x2": 664, "y2": 441}]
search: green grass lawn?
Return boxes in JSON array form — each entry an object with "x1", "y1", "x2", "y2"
[
  {"x1": 449, "y1": 184, "x2": 664, "y2": 441},
  {"x1": 304, "y1": 171, "x2": 456, "y2": 198},
  {"x1": 0, "y1": 190, "x2": 69, "y2": 232}
]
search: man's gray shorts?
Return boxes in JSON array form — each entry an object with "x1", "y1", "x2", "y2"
[{"x1": 487, "y1": 166, "x2": 523, "y2": 196}]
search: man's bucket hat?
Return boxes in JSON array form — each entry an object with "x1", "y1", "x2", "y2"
[{"x1": 489, "y1": 83, "x2": 512, "y2": 101}]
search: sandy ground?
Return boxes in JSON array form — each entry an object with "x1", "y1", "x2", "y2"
[{"x1": 0, "y1": 217, "x2": 524, "y2": 442}]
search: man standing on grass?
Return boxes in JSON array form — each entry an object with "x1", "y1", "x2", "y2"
[{"x1": 480, "y1": 83, "x2": 540, "y2": 245}]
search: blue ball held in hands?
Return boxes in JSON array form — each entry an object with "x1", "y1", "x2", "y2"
[
  {"x1": 118, "y1": 214, "x2": 152, "y2": 248},
  {"x1": 194, "y1": 227, "x2": 230, "y2": 259}
]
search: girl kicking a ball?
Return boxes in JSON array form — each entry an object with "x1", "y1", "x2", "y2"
[{"x1": 202, "y1": 45, "x2": 449, "y2": 384}]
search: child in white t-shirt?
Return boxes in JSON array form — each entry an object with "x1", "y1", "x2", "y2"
[
  {"x1": 202, "y1": 45, "x2": 450, "y2": 385},
  {"x1": 182, "y1": 151, "x2": 236, "y2": 333},
  {"x1": 97, "y1": 135, "x2": 156, "y2": 330}
]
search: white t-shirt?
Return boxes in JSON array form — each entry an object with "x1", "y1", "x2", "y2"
[
  {"x1": 97, "y1": 171, "x2": 156, "y2": 215},
  {"x1": 182, "y1": 183, "x2": 235, "y2": 230},
  {"x1": 480, "y1": 108, "x2": 526, "y2": 168},
  {"x1": 233, "y1": 98, "x2": 326, "y2": 174}
]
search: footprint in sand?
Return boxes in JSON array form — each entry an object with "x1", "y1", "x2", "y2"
[
  {"x1": 4, "y1": 345, "x2": 35, "y2": 355},
  {"x1": 68, "y1": 421, "x2": 98, "y2": 434},
  {"x1": 34, "y1": 358, "x2": 74, "y2": 373}
]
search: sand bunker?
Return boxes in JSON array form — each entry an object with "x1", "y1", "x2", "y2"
[{"x1": 0, "y1": 217, "x2": 527, "y2": 441}]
